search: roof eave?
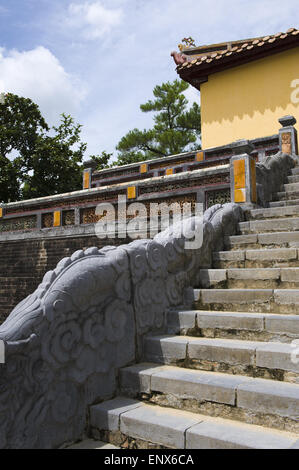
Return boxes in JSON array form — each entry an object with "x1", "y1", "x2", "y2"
[{"x1": 177, "y1": 35, "x2": 299, "y2": 90}]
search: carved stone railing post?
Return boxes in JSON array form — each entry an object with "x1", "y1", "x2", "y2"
[
  {"x1": 230, "y1": 140, "x2": 257, "y2": 207},
  {"x1": 279, "y1": 115, "x2": 298, "y2": 155}
]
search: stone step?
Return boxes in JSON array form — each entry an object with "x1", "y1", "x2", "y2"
[
  {"x1": 89, "y1": 397, "x2": 299, "y2": 449},
  {"x1": 249, "y1": 205, "x2": 299, "y2": 220},
  {"x1": 64, "y1": 439, "x2": 119, "y2": 449},
  {"x1": 291, "y1": 167, "x2": 299, "y2": 176},
  {"x1": 192, "y1": 287, "x2": 299, "y2": 314},
  {"x1": 198, "y1": 267, "x2": 299, "y2": 289},
  {"x1": 144, "y1": 335, "x2": 299, "y2": 382},
  {"x1": 275, "y1": 190, "x2": 299, "y2": 201},
  {"x1": 120, "y1": 363, "x2": 299, "y2": 432},
  {"x1": 287, "y1": 175, "x2": 299, "y2": 184},
  {"x1": 167, "y1": 310, "x2": 299, "y2": 342},
  {"x1": 239, "y1": 218, "x2": 299, "y2": 234},
  {"x1": 270, "y1": 199, "x2": 299, "y2": 208},
  {"x1": 225, "y1": 231, "x2": 299, "y2": 249},
  {"x1": 213, "y1": 248, "x2": 299, "y2": 269},
  {"x1": 284, "y1": 182, "x2": 299, "y2": 193}
]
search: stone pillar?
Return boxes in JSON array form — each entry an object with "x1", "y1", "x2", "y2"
[
  {"x1": 83, "y1": 168, "x2": 92, "y2": 190},
  {"x1": 230, "y1": 140, "x2": 257, "y2": 205},
  {"x1": 36, "y1": 213, "x2": 42, "y2": 230},
  {"x1": 278, "y1": 116, "x2": 298, "y2": 155},
  {"x1": 74, "y1": 207, "x2": 80, "y2": 225}
]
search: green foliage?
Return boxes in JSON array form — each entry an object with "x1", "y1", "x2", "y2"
[
  {"x1": 0, "y1": 93, "x2": 49, "y2": 159},
  {"x1": 0, "y1": 154, "x2": 20, "y2": 202},
  {"x1": 0, "y1": 82, "x2": 201, "y2": 201},
  {"x1": 89, "y1": 151, "x2": 114, "y2": 171},
  {"x1": 116, "y1": 79, "x2": 201, "y2": 165},
  {"x1": 22, "y1": 114, "x2": 86, "y2": 199},
  {"x1": 0, "y1": 93, "x2": 89, "y2": 202}
]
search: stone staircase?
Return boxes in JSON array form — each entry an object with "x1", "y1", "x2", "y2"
[{"x1": 88, "y1": 166, "x2": 299, "y2": 449}]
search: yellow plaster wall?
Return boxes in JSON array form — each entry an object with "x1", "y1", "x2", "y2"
[{"x1": 201, "y1": 47, "x2": 299, "y2": 149}]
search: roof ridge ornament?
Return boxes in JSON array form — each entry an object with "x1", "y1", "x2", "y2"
[
  {"x1": 178, "y1": 36, "x2": 197, "y2": 51},
  {"x1": 170, "y1": 50, "x2": 188, "y2": 66}
]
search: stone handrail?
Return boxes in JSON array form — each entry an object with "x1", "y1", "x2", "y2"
[{"x1": 0, "y1": 202, "x2": 243, "y2": 448}]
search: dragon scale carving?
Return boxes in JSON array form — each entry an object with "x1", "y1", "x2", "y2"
[{"x1": 0, "y1": 203, "x2": 243, "y2": 448}]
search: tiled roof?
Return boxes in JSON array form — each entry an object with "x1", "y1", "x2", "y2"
[{"x1": 175, "y1": 28, "x2": 299, "y2": 87}]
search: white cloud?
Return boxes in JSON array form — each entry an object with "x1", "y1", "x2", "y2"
[
  {"x1": 0, "y1": 46, "x2": 86, "y2": 125},
  {"x1": 68, "y1": 1, "x2": 123, "y2": 39},
  {"x1": 183, "y1": 86, "x2": 201, "y2": 108}
]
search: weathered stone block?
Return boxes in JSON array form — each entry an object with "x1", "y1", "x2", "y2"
[
  {"x1": 196, "y1": 311, "x2": 264, "y2": 331},
  {"x1": 167, "y1": 310, "x2": 197, "y2": 333},
  {"x1": 144, "y1": 335, "x2": 188, "y2": 363},
  {"x1": 227, "y1": 268, "x2": 280, "y2": 280},
  {"x1": 186, "y1": 419, "x2": 297, "y2": 449},
  {"x1": 265, "y1": 315, "x2": 299, "y2": 335},
  {"x1": 280, "y1": 268, "x2": 299, "y2": 282},
  {"x1": 200, "y1": 289, "x2": 273, "y2": 304},
  {"x1": 245, "y1": 248, "x2": 297, "y2": 261},
  {"x1": 120, "y1": 363, "x2": 165, "y2": 395},
  {"x1": 199, "y1": 269, "x2": 227, "y2": 287},
  {"x1": 274, "y1": 289, "x2": 299, "y2": 305},
  {"x1": 258, "y1": 232, "x2": 299, "y2": 245},
  {"x1": 188, "y1": 338, "x2": 258, "y2": 366},
  {"x1": 213, "y1": 251, "x2": 245, "y2": 261},
  {"x1": 237, "y1": 379, "x2": 299, "y2": 419},
  {"x1": 90, "y1": 397, "x2": 142, "y2": 432},
  {"x1": 150, "y1": 366, "x2": 248, "y2": 405},
  {"x1": 256, "y1": 343, "x2": 299, "y2": 373},
  {"x1": 226, "y1": 234, "x2": 258, "y2": 246},
  {"x1": 120, "y1": 404, "x2": 202, "y2": 448},
  {"x1": 251, "y1": 218, "x2": 299, "y2": 233},
  {"x1": 250, "y1": 206, "x2": 299, "y2": 219}
]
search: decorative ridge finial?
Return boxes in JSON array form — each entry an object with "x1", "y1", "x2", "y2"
[{"x1": 178, "y1": 37, "x2": 196, "y2": 51}]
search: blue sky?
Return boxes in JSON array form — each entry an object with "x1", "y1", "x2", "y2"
[{"x1": 0, "y1": 0, "x2": 297, "y2": 159}]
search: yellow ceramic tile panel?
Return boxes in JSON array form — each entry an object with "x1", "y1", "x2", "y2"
[
  {"x1": 250, "y1": 158, "x2": 257, "y2": 203},
  {"x1": 53, "y1": 211, "x2": 61, "y2": 227},
  {"x1": 166, "y1": 168, "x2": 174, "y2": 175},
  {"x1": 233, "y1": 159, "x2": 246, "y2": 189},
  {"x1": 127, "y1": 186, "x2": 136, "y2": 199},
  {"x1": 140, "y1": 163, "x2": 148, "y2": 173},
  {"x1": 234, "y1": 188, "x2": 246, "y2": 203},
  {"x1": 196, "y1": 151, "x2": 204, "y2": 162},
  {"x1": 83, "y1": 171, "x2": 90, "y2": 189}
]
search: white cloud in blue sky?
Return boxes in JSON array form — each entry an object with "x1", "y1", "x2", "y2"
[
  {"x1": 0, "y1": 0, "x2": 297, "y2": 158},
  {"x1": 67, "y1": 1, "x2": 124, "y2": 39}
]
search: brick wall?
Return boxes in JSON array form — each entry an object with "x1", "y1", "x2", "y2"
[{"x1": 0, "y1": 235, "x2": 132, "y2": 324}]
